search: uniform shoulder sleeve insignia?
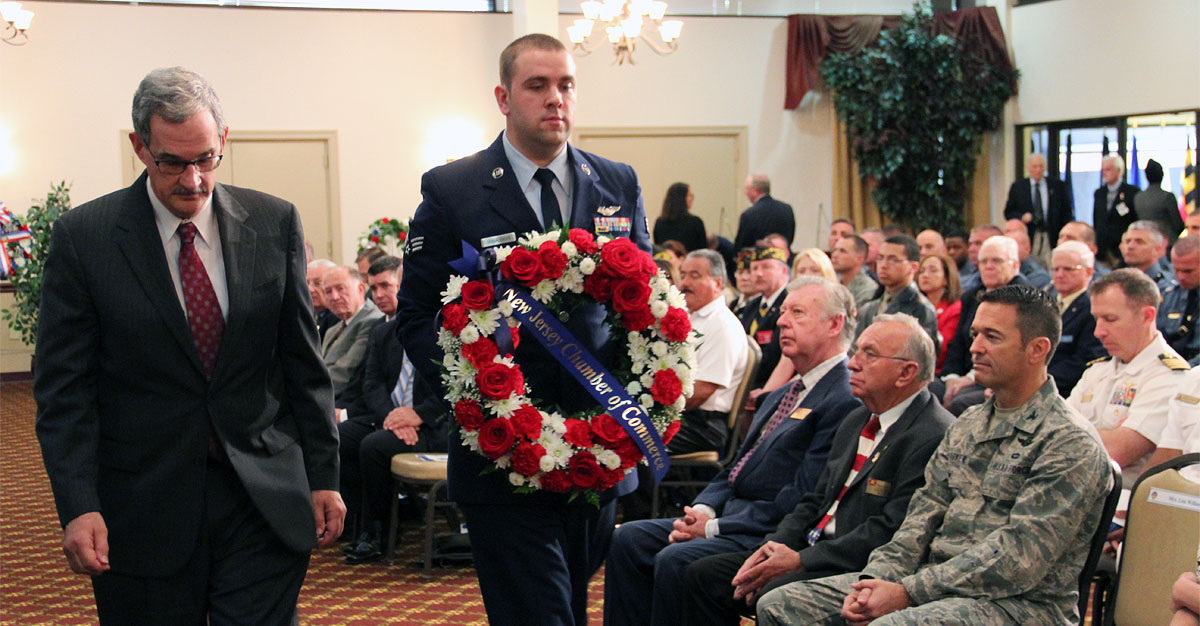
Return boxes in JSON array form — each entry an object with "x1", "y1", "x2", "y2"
[
  {"x1": 1159, "y1": 353, "x2": 1191, "y2": 371},
  {"x1": 1087, "y1": 356, "x2": 1112, "y2": 366}
]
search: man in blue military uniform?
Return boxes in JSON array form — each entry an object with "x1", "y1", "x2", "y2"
[
  {"x1": 396, "y1": 34, "x2": 649, "y2": 626},
  {"x1": 1159, "y1": 235, "x2": 1199, "y2": 366}
]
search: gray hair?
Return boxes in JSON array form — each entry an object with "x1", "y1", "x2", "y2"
[
  {"x1": 1053, "y1": 241, "x2": 1095, "y2": 269},
  {"x1": 872, "y1": 313, "x2": 935, "y2": 382},
  {"x1": 788, "y1": 275, "x2": 857, "y2": 349},
  {"x1": 307, "y1": 259, "x2": 337, "y2": 271},
  {"x1": 686, "y1": 249, "x2": 726, "y2": 284},
  {"x1": 1126, "y1": 220, "x2": 1165, "y2": 245},
  {"x1": 748, "y1": 174, "x2": 771, "y2": 194},
  {"x1": 1102, "y1": 153, "x2": 1126, "y2": 176},
  {"x1": 132, "y1": 67, "x2": 226, "y2": 146},
  {"x1": 981, "y1": 235, "x2": 1018, "y2": 262}
]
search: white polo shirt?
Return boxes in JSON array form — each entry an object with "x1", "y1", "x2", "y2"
[{"x1": 689, "y1": 295, "x2": 749, "y2": 414}]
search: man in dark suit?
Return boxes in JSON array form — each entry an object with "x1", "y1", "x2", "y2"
[
  {"x1": 1045, "y1": 241, "x2": 1107, "y2": 396},
  {"x1": 33, "y1": 67, "x2": 344, "y2": 624},
  {"x1": 306, "y1": 258, "x2": 339, "y2": 340},
  {"x1": 396, "y1": 35, "x2": 649, "y2": 626},
  {"x1": 734, "y1": 175, "x2": 795, "y2": 251},
  {"x1": 680, "y1": 313, "x2": 953, "y2": 625},
  {"x1": 1137, "y1": 159, "x2": 1184, "y2": 247},
  {"x1": 1093, "y1": 153, "x2": 1140, "y2": 267},
  {"x1": 739, "y1": 246, "x2": 790, "y2": 390},
  {"x1": 603, "y1": 277, "x2": 862, "y2": 626},
  {"x1": 1004, "y1": 153, "x2": 1072, "y2": 255},
  {"x1": 854, "y1": 235, "x2": 939, "y2": 353}
]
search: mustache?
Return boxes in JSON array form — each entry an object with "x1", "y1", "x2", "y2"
[{"x1": 172, "y1": 186, "x2": 209, "y2": 196}]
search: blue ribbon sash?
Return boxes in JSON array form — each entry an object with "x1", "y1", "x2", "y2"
[{"x1": 497, "y1": 285, "x2": 670, "y2": 482}]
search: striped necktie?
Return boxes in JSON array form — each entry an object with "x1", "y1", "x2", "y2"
[
  {"x1": 727, "y1": 378, "x2": 805, "y2": 484},
  {"x1": 806, "y1": 414, "x2": 882, "y2": 545}
]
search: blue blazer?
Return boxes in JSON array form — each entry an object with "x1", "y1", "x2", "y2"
[
  {"x1": 397, "y1": 133, "x2": 649, "y2": 506},
  {"x1": 692, "y1": 359, "x2": 859, "y2": 538}
]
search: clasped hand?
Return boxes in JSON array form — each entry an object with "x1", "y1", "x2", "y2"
[
  {"x1": 730, "y1": 541, "x2": 802, "y2": 605},
  {"x1": 668, "y1": 506, "x2": 710, "y2": 544},
  {"x1": 841, "y1": 579, "x2": 910, "y2": 626}
]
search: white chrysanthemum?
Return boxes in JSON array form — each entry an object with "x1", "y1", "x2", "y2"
[
  {"x1": 678, "y1": 344, "x2": 695, "y2": 362},
  {"x1": 650, "y1": 276, "x2": 670, "y2": 293},
  {"x1": 639, "y1": 393, "x2": 654, "y2": 408},
  {"x1": 438, "y1": 329, "x2": 455, "y2": 346},
  {"x1": 561, "y1": 241, "x2": 578, "y2": 257},
  {"x1": 442, "y1": 352, "x2": 458, "y2": 368},
  {"x1": 508, "y1": 472, "x2": 526, "y2": 487},
  {"x1": 545, "y1": 439, "x2": 572, "y2": 463},
  {"x1": 557, "y1": 267, "x2": 585, "y2": 293},
  {"x1": 650, "y1": 300, "x2": 669, "y2": 319},
  {"x1": 440, "y1": 275, "x2": 469, "y2": 304},
  {"x1": 495, "y1": 353, "x2": 516, "y2": 367},
  {"x1": 674, "y1": 396, "x2": 686, "y2": 411},
  {"x1": 596, "y1": 449, "x2": 622, "y2": 470},
  {"x1": 490, "y1": 396, "x2": 521, "y2": 417},
  {"x1": 460, "y1": 325, "x2": 480, "y2": 344},
  {"x1": 544, "y1": 412, "x2": 567, "y2": 434},
  {"x1": 462, "y1": 430, "x2": 480, "y2": 451},
  {"x1": 640, "y1": 372, "x2": 655, "y2": 388},
  {"x1": 579, "y1": 258, "x2": 597, "y2": 275},
  {"x1": 496, "y1": 299, "x2": 514, "y2": 317},
  {"x1": 528, "y1": 476, "x2": 542, "y2": 490},
  {"x1": 532, "y1": 279, "x2": 556, "y2": 303},
  {"x1": 469, "y1": 309, "x2": 501, "y2": 336},
  {"x1": 493, "y1": 245, "x2": 515, "y2": 262},
  {"x1": 650, "y1": 341, "x2": 669, "y2": 357},
  {"x1": 666, "y1": 289, "x2": 686, "y2": 309},
  {"x1": 495, "y1": 455, "x2": 512, "y2": 469},
  {"x1": 597, "y1": 235, "x2": 611, "y2": 245},
  {"x1": 626, "y1": 380, "x2": 643, "y2": 396},
  {"x1": 520, "y1": 231, "x2": 559, "y2": 248},
  {"x1": 539, "y1": 455, "x2": 560, "y2": 472}
]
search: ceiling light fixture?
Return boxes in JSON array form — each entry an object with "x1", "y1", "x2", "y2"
[{"x1": 566, "y1": 1, "x2": 682, "y2": 65}]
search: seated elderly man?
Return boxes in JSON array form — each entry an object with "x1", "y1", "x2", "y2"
[
  {"x1": 757, "y1": 286, "x2": 1113, "y2": 626},
  {"x1": 321, "y1": 265, "x2": 384, "y2": 400},
  {"x1": 1045, "y1": 241, "x2": 1108, "y2": 396},
  {"x1": 1119, "y1": 220, "x2": 1177, "y2": 292},
  {"x1": 604, "y1": 277, "x2": 862, "y2": 626},
  {"x1": 855, "y1": 235, "x2": 939, "y2": 351},
  {"x1": 1058, "y1": 220, "x2": 1113, "y2": 280},
  {"x1": 1159, "y1": 235, "x2": 1199, "y2": 365},
  {"x1": 739, "y1": 246, "x2": 792, "y2": 390},
  {"x1": 941, "y1": 236, "x2": 1030, "y2": 413},
  {"x1": 680, "y1": 314, "x2": 953, "y2": 626},
  {"x1": 306, "y1": 258, "x2": 339, "y2": 339},
  {"x1": 1068, "y1": 268, "x2": 1190, "y2": 492}
]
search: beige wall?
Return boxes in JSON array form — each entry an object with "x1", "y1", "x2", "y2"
[
  {"x1": 0, "y1": 2, "x2": 835, "y2": 258},
  {"x1": 1010, "y1": 0, "x2": 1200, "y2": 124}
]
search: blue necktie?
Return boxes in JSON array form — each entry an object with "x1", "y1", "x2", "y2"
[{"x1": 534, "y1": 168, "x2": 561, "y2": 230}]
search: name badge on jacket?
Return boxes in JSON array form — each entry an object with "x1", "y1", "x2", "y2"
[
  {"x1": 866, "y1": 478, "x2": 892, "y2": 497},
  {"x1": 755, "y1": 330, "x2": 773, "y2": 345},
  {"x1": 594, "y1": 216, "x2": 631, "y2": 237}
]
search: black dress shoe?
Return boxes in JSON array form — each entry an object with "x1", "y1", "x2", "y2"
[
  {"x1": 343, "y1": 531, "x2": 371, "y2": 556},
  {"x1": 344, "y1": 538, "x2": 383, "y2": 564}
]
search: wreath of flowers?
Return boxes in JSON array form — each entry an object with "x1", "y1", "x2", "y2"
[
  {"x1": 357, "y1": 217, "x2": 409, "y2": 255},
  {"x1": 437, "y1": 227, "x2": 697, "y2": 504}
]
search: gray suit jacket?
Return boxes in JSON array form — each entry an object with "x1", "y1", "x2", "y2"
[
  {"x1": 321, "y1": 300, "x2": 383, "y2": 396},
  {"x1": 856, "y1": 282, "x2": 940, "y2": 353},
  {"x1": 34, "y1": 173, "x2": 338, "y2": 576}
]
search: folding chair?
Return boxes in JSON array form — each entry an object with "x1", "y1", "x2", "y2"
[
  {"x1": 1077, "y1": 461, "x2": 1122, "y2": 626},
  {"x1": 650, "y1": 335, "x2": 762, "y2": 518}
]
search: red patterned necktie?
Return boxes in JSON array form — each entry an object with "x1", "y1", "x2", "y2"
[
  {"x1": 727, "y1": 377, "x2": 805, "y2": 484},
  {"x1": 806, "y1": 414, "x2": 882, "y2": 545},
  {"x1": 177, "y1": 222, "x2": 224, "y2": 378}
]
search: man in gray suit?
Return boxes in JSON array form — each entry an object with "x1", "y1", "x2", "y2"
[
  {"x1": 320, "y1": 265, "x2": 383, "y2": 399},
  {"x1": 34, "y1": 67, "x2": 344, "y2": 624}
]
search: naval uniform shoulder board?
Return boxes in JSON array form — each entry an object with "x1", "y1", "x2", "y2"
[
  {"x1": 1159, "y1": 353, "x2": 1191, "y2": 371},
  {"x1": 1087, "y1": 356, "x2": 1113, "y2": 367}
]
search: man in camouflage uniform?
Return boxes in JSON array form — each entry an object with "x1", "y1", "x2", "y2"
[{"x1": 757, "y1": 285, "x2": 1113, "y2": 625}]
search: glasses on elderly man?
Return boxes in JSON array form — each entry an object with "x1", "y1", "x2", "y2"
[
  {"x1": 149, "y1": 152, "x2": 223, "y2": 175},
  {"x1": 851, "y1": 346, "x2": 913, "y2": 365}
]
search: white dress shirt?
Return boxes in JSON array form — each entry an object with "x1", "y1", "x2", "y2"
[{"x1": 148, "y1": 179, "x2": 229, "y2": 320}]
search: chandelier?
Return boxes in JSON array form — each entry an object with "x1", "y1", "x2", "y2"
[
  {"x1": 566, "y1": 1, "x2": 683, "y2": 65},
  {"x1": 0, "y1": 1, "x2": 33, "y2": 46}
]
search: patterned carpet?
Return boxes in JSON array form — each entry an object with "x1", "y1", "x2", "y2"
[{"x1": 0, "y1": 381, "x2": 607, "y2": 625}]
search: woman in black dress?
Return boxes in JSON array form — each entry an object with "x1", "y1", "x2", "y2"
[{"x1": 652, "y1": 182, "x2": 707, "y2": 252}]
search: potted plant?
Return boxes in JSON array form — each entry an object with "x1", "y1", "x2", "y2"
[{"x1": 3, "y1": 181, "x2": 72, "y2": 361}]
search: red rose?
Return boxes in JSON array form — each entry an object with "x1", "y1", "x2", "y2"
[
  {"x1": 478, "y1": 418, "x2": 516, "y2": 459},
  {"x1": 611, "y1": 279, "x2": 651, "y2": 316},
  {"x1": 590, "y1": 414, "x2": 627, "y2": 447},
  {"x1": 563, "y1": 419, "x2": 594, "y2": 448},
  {"x1": 541, "y1": 469, "x2": 572, "y2": 493},
  {"x1": 598, "y1": 237, "x2": 643, "y2": 278},
  {"x1": 370, "y1": 235, "x2": 380, "y2": 243},
  {"x1": 475, "y1": 362, "x2": 524, "y2": 400},
  {"x1": 399, "y1": 231, "x2": 407, "y2": 242},
  {"x1": 508, "y1": 326, "x2": 521, "y2": 352},
  {"x1": 622, "y1": 307, "x2": 656, "y2": 332},
  {"x1": 501, "y1": 247, "x2": 544, "y2": 285},
  {"x1": 441, "y1": 303, "x2": 469, "y2": 334},
  {"x1": 641, "y1": 253, "x2": 658, "y2": 276},
  {"x1": 583, "y1": 273, "x2": 614, "y2": 302},
  {"x1": 381, "y1": 217, "x2": 390, "y2": 224},
  {"x1": 614, "y1": 438, "x2": 643, "y2": 468},
  {"x1": 650, "y1": 368, "x2": 683, "y2": 405},
  {"x1": 660, "y1": 307, "x2": 692, "y2": 342},
  {"x1": 662, "y1": 419, "x2": 682, "y2": 445},
  {"x1": 537, "y1": 241, "x2": 569, "y2": 280},
  {"x1": 511, "y1": 405, "x2": 543, "y2": 440},
  {"x1": 598, "y1": 466, "x2": 626, "y2": 490},
  {"x1": 461, "y1": 338, "x2": 498, "y2": 368},
  {"x1": 461, "y1": 280, "x2": 495, "y2": 310},
  {"x1": 511, "y1": 442, "x2": 546, "y2": 477},
  {"x1": 454, "y1": 399, "x2": 485, "y2": 431},
  {"x1": 568, "y1": 451, "x2": 602, "y2": 489},
  {"x1": 568, "y1": 228, "x2": 599, "y2": 254}
]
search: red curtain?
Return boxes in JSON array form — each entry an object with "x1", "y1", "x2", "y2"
[{"x1": 784, "y1": 7, "x2": 1013, "y2": 109}]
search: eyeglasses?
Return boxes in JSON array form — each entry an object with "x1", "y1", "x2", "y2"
[
  {"x1": 1051, "y1": 264, "x2": 1086, "y2": 273},
  {"x1": 877, "y1": 255, "x2": 912, "y2": 266},
  {"x1": 852, "y1": 347, "x2": 913, "y2": 364},
  {"x1": 149, "y1": 152, "x2": 223, "y2": 175}
]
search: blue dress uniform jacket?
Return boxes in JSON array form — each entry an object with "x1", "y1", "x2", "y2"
[{"x1": 1158, "y1": 280, "x2": 1198, "y2": 365}]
